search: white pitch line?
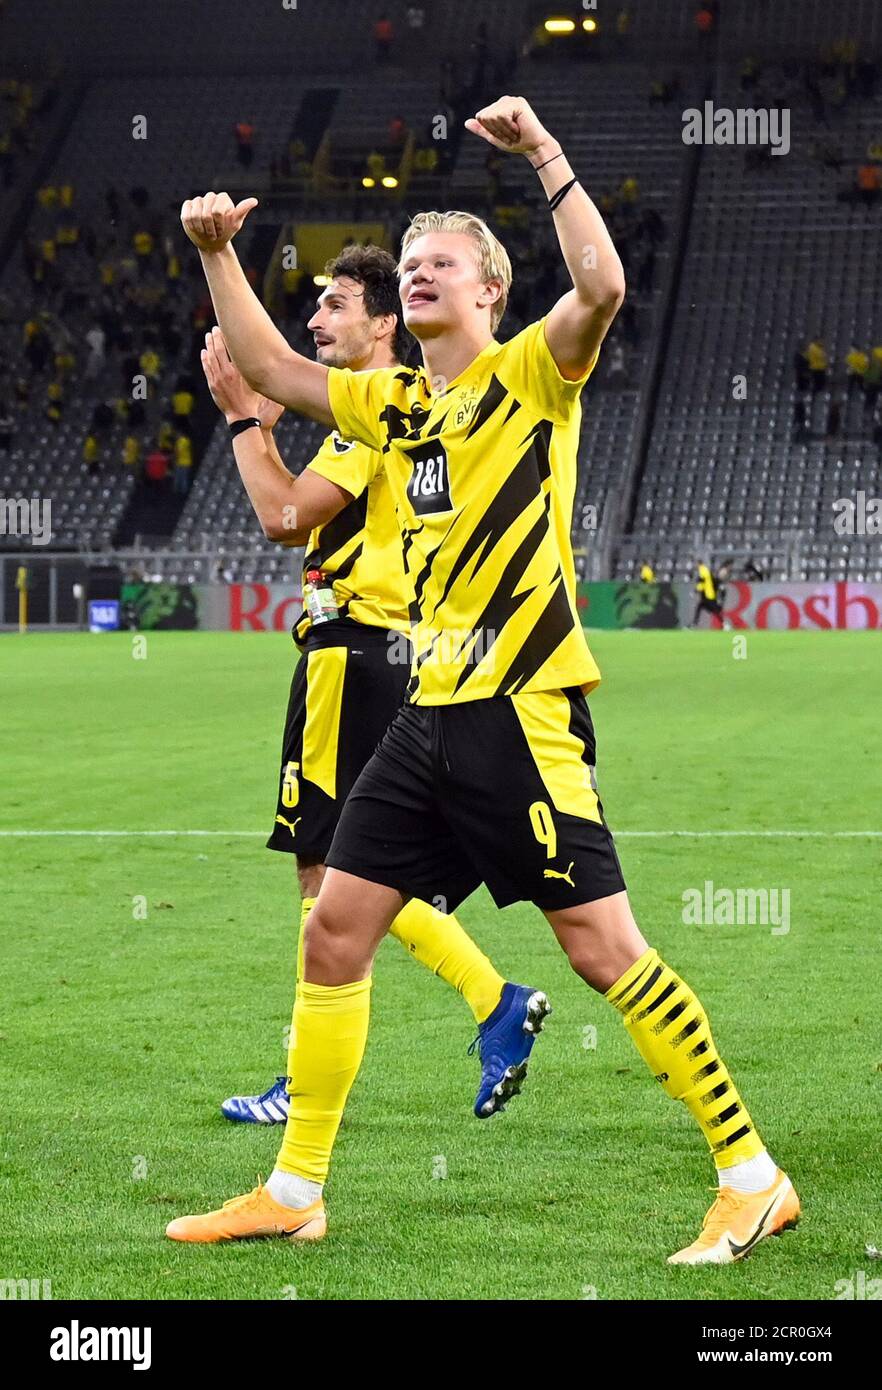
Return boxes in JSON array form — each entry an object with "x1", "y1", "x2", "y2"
[{"x1": 0, "y1": 829, "x2": 880, "y2": 839}]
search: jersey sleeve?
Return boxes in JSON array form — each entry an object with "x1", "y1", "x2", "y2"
[
  {"x1": 306, "y1": 434, "x2": 383, "y2": 495},
  {"x1": 327, "y1": 364, "x2": 397, "y2": 452},
  {"x1": 492, "y1": 317, "x2": 598, "y2": 425}
]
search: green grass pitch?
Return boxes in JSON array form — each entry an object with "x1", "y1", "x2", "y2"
[{"x1": 1, "y1": 630, "x2": 879, "y2": 1300}]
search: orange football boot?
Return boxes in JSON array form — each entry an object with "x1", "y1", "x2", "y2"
[
  {"x1": 166, "y1": 1181, "x2": 326, "y2": 1244},
  {"x1": 668, "y1": 1168, "x2": 800, "y2": 1265}
]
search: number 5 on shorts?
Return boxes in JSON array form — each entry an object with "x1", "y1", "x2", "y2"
[
  {"x1": 282, "y1": 761, "x2": 300, "y2": 808},
  {"x1": 529, "y1": 800, "x2": 557, "y2": 859}
]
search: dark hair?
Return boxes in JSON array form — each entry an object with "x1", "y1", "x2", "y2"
[{"x1": 323, "y1": 244, "x2": 413, "y2": 364}]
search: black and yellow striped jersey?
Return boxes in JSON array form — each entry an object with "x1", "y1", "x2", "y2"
[
  {"x1": 295, "y1": 430, "x2": 411, "y2": 644},
  {"x1": 696, "y1": 563, "x2": 717, "y2": 601},
  {"x1": 321, "y1": 317, "x2": 601, "y2": 706}
]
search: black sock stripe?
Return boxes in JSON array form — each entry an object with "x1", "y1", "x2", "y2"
[
  {"x1": 704, "y1": 1080, "x2": 730, "y2": 1104},
  {"x1": 707, "y1": 1102, "x2": 741, "y2": 1129},
  {"x1": 622, "y1": 964, "x2": 663, "y2": 1011},
  {"x1": 632, "y1": 979, "x2": 678, "y2": 1023},
  {"x1": 671, "y1": 1015, "x2": 703, "y2": 1047},
  {"x1": 713, "y1": 1123, "x2": 753, "y2": 1152},
  {"x1": 686, "y1": 1039, "x2": 709, "y2": 1060},
  {"x1": 651, "y1": 999, "x2": 687, "y2": 1035},
  {"x1": 608, "y1": 958, "x2": 656, "y2": 1009},
  {"x1": 692, "y1": 1059, "x2": 721, "y2": 1085}
]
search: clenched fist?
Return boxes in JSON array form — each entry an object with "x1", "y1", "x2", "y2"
[
  {"x1": 464, "y1": 96, "x2": 556, "y2": 161},
  {"x1": 180, "y1": 190, "x2": 258, "y2": 252}
]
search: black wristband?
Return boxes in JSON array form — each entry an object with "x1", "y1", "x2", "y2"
[
  {"x1": 228, "y1": 417, "x2": 262, "y2": 438},
  {"x1": 533, "y1": 150, "x2": 564, "y2": 172},
  {"x1": 548, "y1": 177, "x2": 578, "y2": 212}
]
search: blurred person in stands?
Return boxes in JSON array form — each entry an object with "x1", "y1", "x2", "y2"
[
  {"x1": 619, "y1": 175, "x2": 639, "y2": 205},
  {"x1": 845, "y1": 345, "x2": 869, "y2": 394},
  {"x1": 122, "y1": 433, "x2": 140, "y2": 469},
  {"x1": 174, "y1": 431, "x2": 193, "y2": 494},
  {"x1": 639, "y1": 561, "x2": 655, "y2": 583},
  {"x1": 84, "y1": 322, "x2": 106, "y2": 379},
  {"x1": 694, "y1": 3, "x2": 715, "y2": 43},
  {"x1": 165, "y1": 236, "x2": 183, "y2": 290},
  {"x1": 374, "y1": 13, "x2": 394, "y2": 62},
  {"x1": 24, "y1": 316, "x2": 48, "y2": 373},
  {"x1": 857, "y1": 161, "x2": 881, "y2": 206},
  {"x1": 45, "y1": 378, "x2": 63, "y2": 423},
  {"x1": 145, "y1": 446, "x2": 170, "y2": 488},
  {"x1": 172, "y1": 378, "x2": 195, "y2": 430},
  {"x1": 139, "y1": 342, "x2": 162, "y2": 388},
  {"x1": 82, "y1": 432, "x2": 99, "y2": 474},
  {"x1": 234, "y1": 120, "x2": 255, "y2": 168},
  {"x1": 805, "y1": 336, "x2": 828, "y2": 390},
  {"x1": 133, "y1": 227, "x2": 154, "y2": 272},
  {"x1": 607, "y1": 339, "x2": 626, "y2": 388}
]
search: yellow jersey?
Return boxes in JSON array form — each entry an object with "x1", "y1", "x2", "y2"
[
  {"x1": 324, "y1": 317, "x2": 601, "y2": 705},
  {"x1": 697, "y1": 563, "x2": 716, "y2": 600},
  {"x1": 806, "y1": 342, "x2": 827, "y2": 371},
  {"x1": 298, "y1": 430, "x2": 411, "y2": 644}
]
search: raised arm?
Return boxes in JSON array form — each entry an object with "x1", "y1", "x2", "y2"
[
  {"x1": 465, "y1": 97, "x2": 625, "y2": 380},
  {"x1": 181, "y1": 192, "x2": 334, "y2": 424},
  {"x1": 201, "y1": 327, "x2": 350, "y2": 545}
]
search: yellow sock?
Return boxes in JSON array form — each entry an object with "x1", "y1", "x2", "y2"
[
  {"x1": 606, "y1": 948, "x2": 765, "y2": 1167},
  {"x1": 277, "y1": 977, "x2": 371, "y2": 1183},
  {"x1": 389, "y1": 898, "x2": 504, "y2": 1024},
  {"x1": 296, "y1": 895, "x2": 317, "y2": 984}
]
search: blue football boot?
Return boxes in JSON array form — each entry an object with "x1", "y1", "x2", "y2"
[
  {"x1": 221, "y1": 1075, "x2": 290, "y2": 1124},
  {"x1": 469, "y1": 983, "x2": 551, "y2": 1118}
]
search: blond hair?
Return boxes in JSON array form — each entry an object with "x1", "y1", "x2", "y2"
[{"x1": 399, "y1": 210, "x2": 512, "y2": 332}]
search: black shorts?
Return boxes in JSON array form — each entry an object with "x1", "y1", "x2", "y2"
[
  {"x1": 267, "y1": 619, "x2": 410, "y2": 860},
  {"x1": 327, "y1": 688, "x2": 626, "y2": 913}
]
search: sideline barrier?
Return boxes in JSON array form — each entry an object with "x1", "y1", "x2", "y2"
[{"x1": 76, "y1": 580, "x2": 882, "y2": 632}]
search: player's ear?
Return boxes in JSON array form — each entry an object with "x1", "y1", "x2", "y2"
[
  {"x1": 478, "y1": 278, "x2": 503, "y2": 314},
  {"x1": 374, "y1": 312, "x2": 398, "y2": 345}
]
